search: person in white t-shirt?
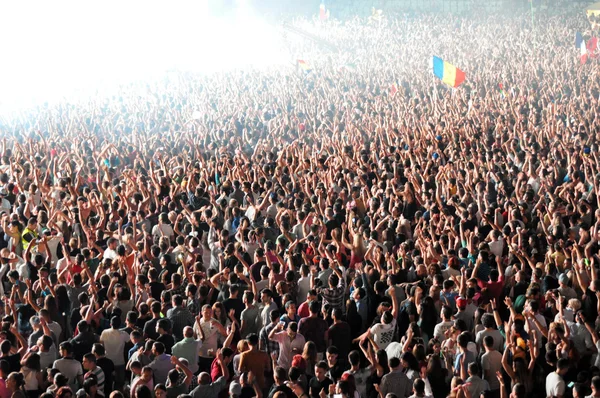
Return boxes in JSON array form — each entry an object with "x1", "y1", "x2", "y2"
[
  {"x1": 546, "y1": 358, "x2": 569, "y2": 398},
  {"x1": 103, "y1": 238, "x2": 119, "y2": 260},
  {"x1": 433, "y1": 306, "x2": 454, "y2": 342},
  {"x1": 355, "y1": 287, "x2": 399, "y2": 351},
  {"x1": 100, "y1": 316, "x2": 130, "y2": 388}
]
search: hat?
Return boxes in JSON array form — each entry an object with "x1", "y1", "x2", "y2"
[
  {"x1": 558, "y1": 273, "x2": 569, "y2": 285},
  {"x1": 229, "y1": 382, "x2": 242, "y2": 396},
  {"x1": 456, "y1": 296, "x2": 467, "y2": 309}
]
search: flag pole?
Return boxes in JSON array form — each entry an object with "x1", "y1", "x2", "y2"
[{"x1": 531, "y1": 0, "x2": 535, "y2": 50}]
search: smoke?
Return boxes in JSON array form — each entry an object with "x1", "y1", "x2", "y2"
[{"x1": 0, "y1": 0, "x2": 287, "y2": 114}]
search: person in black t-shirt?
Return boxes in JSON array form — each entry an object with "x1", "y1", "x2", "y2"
[
  {"x1": 156, "y1": 319, "x2": 175, "y2": 355},
  {"x1": 224, "y1": 285, "x2": 244, "y2": 322},
  {"x1": 308, "y1": 361, "x2": 333, "y2": 398},
  {"x1": 268, "y1": 366, "x2": 295, "y2": 398},
  {"x1": 143, "y1": 301, "x2": 163, "y2": 341}
]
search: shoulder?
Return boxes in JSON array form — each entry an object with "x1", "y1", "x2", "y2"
[{"x1": 213, "y1": 376, "x2": 227, "y2": 387}]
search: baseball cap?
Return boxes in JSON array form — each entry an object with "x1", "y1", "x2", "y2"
[{"x1": 456, "y1": 297, "x2": 467, "y2": 309}]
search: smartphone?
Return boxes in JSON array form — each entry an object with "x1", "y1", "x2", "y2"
[{"x1": 568, "y1": 382, "x2": 575, "y2": 388}]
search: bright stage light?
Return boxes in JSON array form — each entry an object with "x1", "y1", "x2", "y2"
[{"x1": 0, "y1": 0, "x2": 289, "y2": 118}]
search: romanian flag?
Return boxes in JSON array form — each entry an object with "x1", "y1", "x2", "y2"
[
  {"x1": 297, "y1": 59, "x2": 312, "y2": 71},
  {"x1": 432, "y1": 56, "x2": 465, "y2": 88},
  {"x1": 576, "y1": 32, "x2": 587, "y2": 64}
]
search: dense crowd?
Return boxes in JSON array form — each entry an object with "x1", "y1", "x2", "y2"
[{"x1": 0, "y1": 6, "x2": 598, "y2": 398}]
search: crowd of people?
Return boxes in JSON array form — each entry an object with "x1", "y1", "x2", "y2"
[{"x1": 0, "y1": 5, "x2": 598, "y2": 398}]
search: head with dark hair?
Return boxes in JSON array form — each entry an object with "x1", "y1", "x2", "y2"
[
  {"x1": 92, "y1": 343, "x2": 105, "y2": 357},
  {"x1": 401, "y1": 352, "x2": 419, "y2": 372},
  {"x1": 247, "y1": 334, "x2": 259, "y2": 347},
  {"x1": 110, "y1": 316, "x2": 121, "y2": 329},
  {"x1": 135, "y1": 384, "x2": 152, "y2": 398}
]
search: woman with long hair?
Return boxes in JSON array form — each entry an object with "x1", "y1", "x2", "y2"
[
  {"x1": 501, "y1": 334, "x2": 538, "y2": 396},
  {"x1": 212, "y1": 302, "x2": 230, "y2": 329},
  {"x1": 401, "y1": 352, "x2": 420, "y2": 383},
  {"x1": 360, "y1": 341, "x2": 389, "y2": 398},
  {"x1": 20, "y1": 352, "x2": 44, "y2": 398},
  {"x1": 417, "y1": 296, "x2": 439, "y2": 345},
  {"x1": 302, "y1": 341, "x2": 318, "y2": 379},
  {"x1": 425, "y1": 353, "x2": 448, "y2": 398},
  {"x1": 6, "y1": 372, "x2": 27, "y2": 398},
  {"x1": 339, "y1": 373, "x2": 359, "y2": 398}
]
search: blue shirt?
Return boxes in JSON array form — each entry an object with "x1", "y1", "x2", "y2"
[
  {"x1": 454, "y1": 350, "x2": 476, "y2": 376},
  {"x1": 128, "y1": 342, "x2": 141, "y2": 360}
]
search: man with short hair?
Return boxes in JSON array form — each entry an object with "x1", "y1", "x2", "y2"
[
  {"x1": 83, "y1": 353, "x2": 106, "y2": 396},
  {"x1": 311, "y1": 260, "x2": 345, "y2": 312},
  {"x1": 156, "y1": 318, "x2": 176, "y2": 355},
  {"x1": 143, "y1": 301, "x2": 163, "y2": 341},
  {"x1": 259, "y1": 289, "x2": 277, "y2": 327},
  {"x1": 239, "y1": 333, "x2": 270, "y2": 390},
  {"x1": 190, "y1": 349, "x2": 230, "y2": 398},
  {"x1": 299, "y1": 301, "x2": 329, "y2": 355},
  {"x1": 148, "y1": 341, "x2": 174, "y2": 385},
  {"x1": 240, "y1": 291, "x2": 261, "y2": 339},
  {"x1": 586, "y1": 376, "x2": 600, "y2": 398},
  {"x1": 167, "y1": 294, "x2": 195, "y2": 341},
  {"x1": 99, "y1": 316, "x2": 129, "y2": 390},
  {"x1": 465, "y1": 362, "x2": 490, "y2": 398},
  {"x1": 269, "y1": 322, "x2": 305, "y2": 370},
  {"x1": 481, "y1": 335, "x2": 502, "y2": 396},
  {"x1": 259, "y1": 310, "x2": 280, "y2": 358},
  {"x1": 454, "y1": 332, "x2": 476, "y2": 377},
  {"x1": 475, "y1": 313, "x2": 504, "y2": 352},
  {"x1": 380, "y1": 357, "x2": 412, "y2": 398},
  {"x1": 70, "y1": 321, "x2": 98, "y2": 362},
  {"x1": 433, "y1": 306, "x2": 454, "y2": 341},
  {"x1": 546, "y1": 358, "x2": 569, "y2": 398},
  {"x1": 172, "y1": 326, "x2": 203, "y2": 375},
  {"x1": 93, "y1": 344, "x2": 114, "y2": 392},
  {"x1": 53, "y1": 341, "x2": 84, "y2": 392},
  {"x1": 344, "y1": 350, "x2": 371, "y2": 398},
  {"x1": 269, "y1": 366, "x2": 295, "y2": 398},
  {"x1": 280, "y1": 301, "x2": 300, "y2": 327},
  {"x1": 309, "y1": 361, "x2": 333, "y2": 398}
]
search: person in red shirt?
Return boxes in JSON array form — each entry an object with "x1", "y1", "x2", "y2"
[
  {"x1": 476, "y1": 256, "x2": 505, "y2": 305},
  {"x1": 210, "y1": 347, "x2": 234, "y2": 382},
  {"x1": 298, "y1": 290, "x2": 318, "y2": 319}
]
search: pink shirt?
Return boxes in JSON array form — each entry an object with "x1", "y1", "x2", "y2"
[
  {"x1": 0, "y1": 377, "x2": 9, "y2": 398},
  {"x1": 130, "y1": 377, "x2": 153, "y2": 398}
]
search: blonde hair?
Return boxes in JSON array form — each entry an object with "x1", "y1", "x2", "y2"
[
  {"x1": 568, "y1": 299, "x2": 581, "y2": 311},
  {"x1": 236, "y1": 339, "x2": 249, "y2": 353}
]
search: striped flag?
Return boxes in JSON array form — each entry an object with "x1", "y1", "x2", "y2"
[
  {"x1": 576, "y1": 32, "x2": 587, "y2": 64},
  {"x1": 319, "y1": 1, "x2": 329, "y2": 21},
  {"x1": 297, "y1": 59, "x2": 312, "y2": 71},
  {"x1": 432, "y1": 56, "x2": 466, "y2": 88}
]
